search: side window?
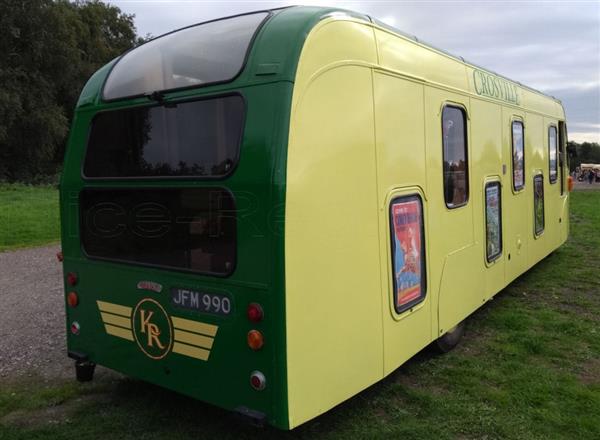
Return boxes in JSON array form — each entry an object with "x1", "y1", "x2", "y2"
[
  {"x1": 533, "y1": 174, "x2": 545, "y2": 236},
  {"x1": 442, "y1": 106, "x2": 469, "y2": 207},
  {"x1": 390, "y1": 195, "x2": 426, "y2": 314},
  {"x1": 549, "y1": 126, "x2": 558, "y2": 183},
  {"x1": 485, "y1": 181, "x2": 502, "y2": 262},
  {"x1": 512, "y1": 121, "x2": 525, "y2": 191}
]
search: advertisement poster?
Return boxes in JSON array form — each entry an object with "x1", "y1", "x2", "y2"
[
  {"x1": 391, "y1": 199, "x2": 422, "y2": 309},
  {"x1": 513, "y1": 123, "x2": 524, "y2": 188},
  {"x1": 534, "y1": 175, "x2": 545, "y2": 234},
  {"x1": 486, "y1": 184, "x2": 501, "y2": 260}
]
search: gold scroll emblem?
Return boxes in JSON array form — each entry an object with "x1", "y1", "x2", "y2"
[{"x1": 96, "y1": 299, "x2": 218, "y2": 361}]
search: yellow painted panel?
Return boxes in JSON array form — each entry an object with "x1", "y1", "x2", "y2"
[
  {"x1": 371, "y1": 73, "x2": 432, "y2": 374},
  {"x1": 376, "y1": 29, "x2": 468, "y2": 91},
  {"x1": 379, "y1": 188, "x2": 432, "y2": 375},
  {"x1": 422, "y1": 87, "x2": 480, "y2": 335},
  {"x1": 293, "y1": 19, "x2": 377, "y2": 108},
  {"x1": 97, "y1": 300, "x2": 131, "y2": 317},
  {"x1": 543, "y1": 117, "x2": 562, "y2": 250},
  {"x1": 502, "y1": 107, "x2": 529, "y2": 283},
  {"x1": 171, "y1": 317, "x2": 218, "y2": 337},
  {"x1": 172, "y1": 342, "x2": 210, "y2": 361},
  {"x1": 286, "y1": 64, "x2": 382, "y2": 427},
  {"x1": 468, "y1": 99, "x2": 505, "y2": 300},
  {"x1": 105, "y1": 324, "x2": 133, "y2": 341},
  {"x1": 100, "y1": 312, "x2": 131, "y2": 329},
  {"x1": 373, "y1": 72, "x2": 426, "y2": 192},
  {"x1": 174, "y1": 329, "x2": 214, "y2": 349},
  {"x1": 286, "y1": 12, "x2": 569, "y2": 429}
]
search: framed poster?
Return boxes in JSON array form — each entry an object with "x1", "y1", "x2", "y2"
[
  {"x1": 534, "y1": 174, "x2": 545, "y2": 236},
  {"x1": 390, "y1": 195, "x2": 426, "y2": 314},
  {"x1": 485, "y1": 182, "x2": 502, "y2": 262},
  {"x1": 512, "y1": 121, "x2": 525, "y2": 191}
]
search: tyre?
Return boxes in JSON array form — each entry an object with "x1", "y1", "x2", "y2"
[{"x1": 435, "y1": 320, "x2": 465, "y2": 353}]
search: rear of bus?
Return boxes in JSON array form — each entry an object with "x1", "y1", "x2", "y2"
[{"x1": 59, "y1": 10, "x2": 291, "y2": 428}]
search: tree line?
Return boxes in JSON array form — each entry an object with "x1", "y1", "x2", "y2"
[
  {"x1": 0, "y1": 0, "x2": 143, "y2": 183},
  {"x1": 568, "y1": 141, "x2": 600, "y2": 171}
]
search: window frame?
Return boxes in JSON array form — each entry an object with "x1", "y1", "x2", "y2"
[
  {"x1": 559, "y1": 121, "x2": 567, "y2": 195},
  {"x1": 101, "y1": 11, "x2": 272, "y2": 102},
  {"x1": 79, "y1": 187, "x2": 238, "y2": 277},
  {"x1": 441, "y1": 104, "x2": 470, "y2": 209},
  {"x1": 533, "y1": 174, "x2": 545, "y2": 237},
  {"x1": 548, "y1": 125, "x2": 558, "y2": 184},
  {"x1": 81, "y1": 92, "x2": 246, "y2": 181},
  {"x1": 511, "y1": 119, "x2": 525, "y2": 192},
  {"x1": 389, "y1": 194, "x2": 427, "y2": 315},
  {"x1": 484, "y1": 180, "x2": 503, "y2": 263}
]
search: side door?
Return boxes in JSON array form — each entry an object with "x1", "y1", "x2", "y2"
[
  {"x1": 503, "y1": 108, "x2": 529, "y2": 283},
  {"x1": 373, "y1": 72, "x2": 432, "y2": 375},
  {"x1": 425, "y1": 90, "x2": 480, "y2": 337}
]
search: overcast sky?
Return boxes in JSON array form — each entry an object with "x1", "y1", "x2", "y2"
[{"x1": 108, "y1": 0, "x2": 600, "y2": 143}]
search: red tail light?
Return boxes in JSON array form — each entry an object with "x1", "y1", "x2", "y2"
[
  {"x1": 67, "y1": 292, "x2": 79, "y2": 308},
  {"x1": 67, "y1": 272, "x2": 78, "y2": 286},
  {"x1": 247, "y1": 303, "x2": 264, "y2": 323},
  {"x1": 250, "y1": 371, "x2": 266, "y2": 391},
  {"x1": 70, "y1": 321, "x2": 80, "y2": 335}
]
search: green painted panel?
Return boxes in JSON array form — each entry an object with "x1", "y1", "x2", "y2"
[{"x1": 60, "y1": 5, "x2": 363, "y2": 429}]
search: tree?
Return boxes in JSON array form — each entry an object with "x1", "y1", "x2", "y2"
[
  {"x1": 568, "y1": 141, "x2": 600, "y2": 171},
  {"x1": 0, "y1": 0, "x2": 139, "y2": 182}
]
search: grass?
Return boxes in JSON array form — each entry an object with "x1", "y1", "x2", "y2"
[
  {"x1": 0, "y1": 184, "x2": 60, "y2": 251},
  {"x1": 1, "y1": 191, "x2": 599, "y2": 439}
]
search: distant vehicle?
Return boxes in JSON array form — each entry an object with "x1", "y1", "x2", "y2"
[{"x1": 59, "y1": 6, "x2": 570, "y2": 429}]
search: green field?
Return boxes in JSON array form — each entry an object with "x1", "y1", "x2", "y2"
[
  {"x1": 1, "y1": 190, "x2": 599, "y2": 439},
  {"x1": 0, "y1": 184, "x2": 60, "y2": 251}
]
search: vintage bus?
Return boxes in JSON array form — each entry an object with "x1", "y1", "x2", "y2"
[{"x1": 60, "y1": 6, "x2": 570, "y2": 429}]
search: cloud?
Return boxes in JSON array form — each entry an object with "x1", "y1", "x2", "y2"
[
  {"x1": 570, "y1": 131, "x2": 600, "y2": 144},
  {"x1": 108, "y1": 0, "x2": 600, "y2": 141}
]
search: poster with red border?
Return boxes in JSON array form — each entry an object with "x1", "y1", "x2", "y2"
[{"x1": 391, "y1": 199, "x2": 422, "y2": 308}]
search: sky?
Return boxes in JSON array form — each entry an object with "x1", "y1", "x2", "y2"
[{"x1": 108, "y1": 0, "x2": 600, "y2": 143}]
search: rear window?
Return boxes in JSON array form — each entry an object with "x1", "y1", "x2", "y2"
[
  {"x1": 80, "y1": 188, "x2": 236, "y2": 276},
  {"x1": 103, "y1": 12, "x2": 268, "y2": 100},
  {"x1": 83, "y1": 95, "x2": 244, "y2": 178}
]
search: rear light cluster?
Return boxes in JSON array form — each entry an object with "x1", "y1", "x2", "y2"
[
  {"x1": 67, "y1": 271, "x2": 80, "y2": 335},
  {"x1": 250, "y1": 370, "x2": 266, "y2": 391},
  {"x1": 568, "y1": 175, "x2": 575, "y2": 192},
  {"x1": 247, "y1": 303, "x2": 263, "y2": 322},
  {"x1": 70, "y1": 321, "x2": 80, "y2": 335},
  {"x1": 66, "y1": 272, "x2": 79, "y2": 309},
  {"x1": 247, "y1": 330, "x2": 264, "y2": 350},
  {"x1": 67, "y1": 272, "x2": 78, "y2": 286},
  {"x1": 246, "y1": 303, "x2": 264, "y2": 351},
  {"x1": 247, "y1": 302, "x2": 266, "y2": 391},
  {"x1": 67, "y1": 292, "x2": 79, "y2": 307}
]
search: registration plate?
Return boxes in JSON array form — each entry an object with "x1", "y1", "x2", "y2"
[{"x1": 171, "y1": 287, "x2": 232, "y2": 316}]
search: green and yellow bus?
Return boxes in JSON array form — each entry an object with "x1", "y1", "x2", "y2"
[{"x1": 60, "y1": 6, "x2": 571, "y2": 429}]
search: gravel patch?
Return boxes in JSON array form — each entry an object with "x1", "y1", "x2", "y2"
[{"x1": 0, "y1": 244, "x2": 72, "y2": 380}]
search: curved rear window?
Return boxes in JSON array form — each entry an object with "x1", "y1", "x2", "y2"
[
  {"x1": 103, "y1": 12, "x2": 268, "y2": 100},
  {"x1": 84, "y1": 95, "x2": 244, "y2": 178}
]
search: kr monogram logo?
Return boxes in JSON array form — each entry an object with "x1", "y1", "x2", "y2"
[
  {"x1": 132, "y1": 298, "x2": 173, "y2": 359},
  {"x1": 97, "y1": 299, "x2": 219, "y2": 361}
]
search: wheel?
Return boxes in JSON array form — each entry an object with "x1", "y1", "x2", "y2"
[
  {"x1": 75, "y1": 361, "x2": 96, "y2": 382},
  {"x1": 435, "y1": 320, "x2": 465, "y2": 353}
]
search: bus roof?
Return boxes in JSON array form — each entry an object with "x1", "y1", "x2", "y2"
[{"x1": 76, "y1": 6, "x2": 562, "y2": 113}]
